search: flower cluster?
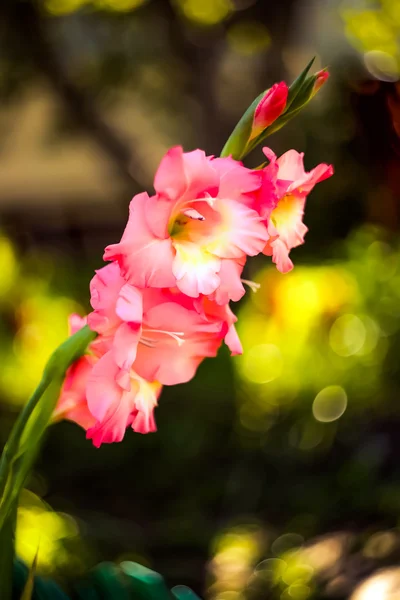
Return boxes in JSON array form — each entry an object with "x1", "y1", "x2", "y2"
[{"x1": 55, "y1": 143, "x2": 333, "y2": 446}]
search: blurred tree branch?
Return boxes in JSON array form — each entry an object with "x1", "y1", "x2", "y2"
[{"x1": 0, "y1": 0, "x2": 141, "y2": 192}]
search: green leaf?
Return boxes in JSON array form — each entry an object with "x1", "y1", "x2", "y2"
[
  {"x1": 91, "y1": 563, "x2": 131, "y2": 600},
  {"x1": 285, "y1": 56, "x2": 315, "y2": 110},
  {"x1": 171, "y1": 586, "x2": 202, "y2": 600},
  {"x1": 120, "y1": 561, "x2": 172, "y2": 600},
  {"x1": 13, "y1": 559, "x2": 70, "y2": 600},
  {"x1": 20, "y1": 551, "x2": 38, "y2": 600},
  {"x1": 0, "y1": 507, "x2": 16, "y2": 600},
  {"x1": 220, "y1": 89, "x2": 266, "y2": 160},
  {"x1": 0, "y1": 325, "x2": 96, "y2": 600}
]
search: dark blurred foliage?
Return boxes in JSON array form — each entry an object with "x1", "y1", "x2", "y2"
[{"x1": 1, "y1": 1, "x2": 400, "y2": 599}]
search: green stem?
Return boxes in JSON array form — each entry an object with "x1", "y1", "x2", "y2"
[
  {"x1": 0, "y1": 376, "x2": 50, "y2": 499},
  {"x1": 0, "y1": 505, "x2": 16, "y2": 600},
  {"x1": 0, "y1": 324, "x2": 96, "y2": 598}
]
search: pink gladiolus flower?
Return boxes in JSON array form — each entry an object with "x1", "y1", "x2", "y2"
[
  {"x1": 54, "y1": 312, "x2": 163, "y2": 445},
  {"x1": 104, "y1": 147, "x2": 269, "y2": 302},
  {"x1": 88, "y1": 262, "x2": 241, "y2": 385},
  {"x1": 55, "y1": 133, "x2": 333, "y2": 446},
  {"x1": 250, "y1": 82, "x2": 288, "y2": 140},
  {"x1": 261, "y1": 148, "x2": 334, "y2": 273}
]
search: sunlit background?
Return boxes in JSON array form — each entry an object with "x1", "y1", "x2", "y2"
[{"x1": 1, "y1": 0, "x2": 400, "y2": 598}]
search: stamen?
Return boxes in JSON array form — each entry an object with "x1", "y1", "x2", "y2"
[
  {"x1": 179, "y1": 195, "x2": 216, "y2": 212},
  {"x1": 141, "y1": 329, "x2": 185, "y2": 346},
  {"x1": 241, "y1": 279, "x2": 261, "y2": 293},
  {"x1": 183, "y1": 208, "x2": 205, "y2": 221},
  {"x1": 139, "y1": 337, "x2": 157, "y2": 348}
]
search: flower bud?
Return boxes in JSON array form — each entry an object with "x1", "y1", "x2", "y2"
[
  {"x1": 250, "y1": 82, "x2": 289, "y2": 140},
  {"x1": 221, "y1": 81, "x2": 289, "y2": 159},
  {"x1": 220, "y1": 60, "x2": 328, "y2": 160},
  {"x1": 311, "y1": 69, "x2": 329, "y2": 98}
]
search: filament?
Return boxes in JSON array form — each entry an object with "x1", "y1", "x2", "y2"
[
  {"x1": 141, "y1": 329, "x2": 185, "y2": 347},
  {"x1": 241, "y1": 279, "x2": 261, "y2": 293}
]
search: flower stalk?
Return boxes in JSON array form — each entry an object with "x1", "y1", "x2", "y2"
[
  {"x1": 0, "y1": 57, "x2": 332, "y2": 597},
  {"x1": 0, "y1": 325, "x2": 96, "y2": 598}
]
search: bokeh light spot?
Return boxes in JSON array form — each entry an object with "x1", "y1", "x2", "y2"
[
  {"x1": 312, "y1": 386, "x2": 347, "y2": 423},
  {"x1": 94, "y1": 0, "x2": 148, "y2": 10},
  {"x1": 351, "y1": 567, "x2": 400, "y2": 600},
  {"x1": 364, "y1": 50, "x2": 399, "y2": 82},
  {"x1": 363, "y1": 531, "x2": 399, "y2": 559},
  {"x1": 342, "y1": 9, "x2": 398, "y2": 56},
  {"x1": 209, "y1": 525, "x2": 264, "y2": 599},
  {"x1": 271, "y1": 534, "x2": 304, "y2": 557},
  {"x1": 281, "y1": 583, "x2": 311, "y2": 600},
  {"x1": 0, "y1": 236, "x2": 17, "y2": 297},
  {"x1": 227, "y1": 21, "x2": 270, "y2": 56},
  {"x1": 243, "y1": 344, "x2": 283, "y2": 384},
  {"x1": 45, "y1": 0, "x2": 88, "y2": 15},
  {"x1": 178, "y1": 0, "x2": 233, "y2": 26},
  {"x1": 330, "y1": 314, "x2": 366, "y2": 357},
  {"x1": 254, "y1": 558, "x2": 287, "y2": 585},
  {"x1": 382, "y1": 0, "x2": 400, "y2": 26},
  {"x1": 300, "y1": 534, "x2": 349, "y2": 574},
  {"x1": 16, "y1": 490, "x2": 82, "y2": 574},
  {"x1": 289, "y1": 421, "x2": 324, "y2": 451}
]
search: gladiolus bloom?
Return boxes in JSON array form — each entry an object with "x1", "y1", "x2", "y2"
[
  {"x1": 261, "y1": 148, "x2": 334, "y2": 273},
  {"x1": 55, "y1": 93, "x2": 333, "y2": 446},
  {"x1": 88, "y1": 262, "x2": 241, "y2": 384},
  {"x1": 86, "y1": 352, "x2": 162, "y2": 446},
  {"x1": 104, "y1": 147, "x2": 269, "y2": 302},
  {"x1": 54, "y1": 312, "x2": 164, "y2": 444}
]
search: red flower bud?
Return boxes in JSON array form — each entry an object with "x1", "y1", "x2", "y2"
[
  {"x1": 251, "y1": 81, "x2": 289, "y2": 140},
  {"x1": 311, "y1": 69, "x2": 329, "y2": 97}
]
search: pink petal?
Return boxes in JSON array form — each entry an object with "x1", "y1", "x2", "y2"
[
  {"x1": 130, "y1": 379, "x2": 161, "y2": 434},
  {"x1": 135, "y1": 301, "x2": 223, "y2": 385},
  {"x1": 270, "y1": 194, "x2": 308, "y2": 251},
  {"x1": 55, "y1": 355, "x2": 96, "y2": 430},
  {"x1": 212, "y1": 156, "x2": 262, "y2": 204},
  {"x1": 276, "y1": 150, "x2": 334, "y2": 196},
  {"x1": 172, "y1": 241, "x2": 221, "y2": 297},
  {"x1": 288, "y1": 162, "x2": 334, "y2": 195},
  {"x1": 154, "y1": 146, "x2": 187, "y2": 201},
  {"x1": 206, "y1": 199, "x2": 269, "y2": 259},
  {"x1": 225, "y1": 324, "x2": 243, "y2": 356},
  {"x1": 86, "y1": 351, "x2": 122, "y2": 422},
  {"x1": 144, "y1": 194, "x2": 173, "y2": 238},
  {"x1": 115, "y1": 283, "x2": 143, "y2": 324},
  {"x1": 181, "y1": 149, "x2": 219, "y2": 200},
  {"x1": 212, "y1": 258, "x2": 246, "y2": 305},
  {"x1": 276, "y1": 150, "x2": 306, "y2": 181},
  {"x1": 86, "y1": 388, "x2": 137, "y2": 447},
  {"x1": 88, "y1": 262, "x2": 125, "y2": 334},
  {"x1": 68, "y1": 314, "x2": 87, "y2": 336},
  {"x1": 134, "y1": 341, "x2": 212, "y2": 385},
  {"x1": 268, "y1": 237, "x2": 294, "y2": 273},
  {"x1": 113, "y1": 322, "x2": 141, "y2": 372},
  {"x1": 104, "y1": 193, "x2": 176, "y2": 288}
]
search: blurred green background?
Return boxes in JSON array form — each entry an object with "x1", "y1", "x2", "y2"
[{"x1": 1, "y1": 0, "x2": 400, "y2": 598}]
